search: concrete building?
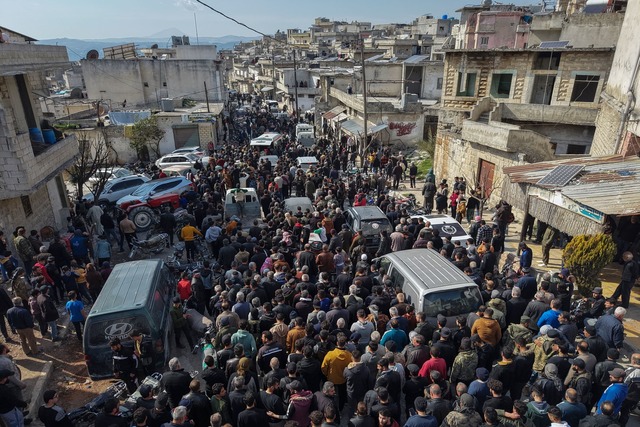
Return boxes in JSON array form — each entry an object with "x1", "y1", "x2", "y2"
[
  {"x1": 82, "y1": 44, "x2": 225, "y2": 109},
  {"x1": 317, "y1": 56, "x2": 443, "y2": 151},
  {"x1": 591, "y1": 0, "x2": 640, "y2": 157},
  {"x1": 0, "y1": 30, "x2": 77, "y2": 235},
  {"x1": 434, "y1": 45, "x2": 615, "y2": 203}
]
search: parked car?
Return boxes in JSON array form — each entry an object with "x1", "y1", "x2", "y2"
[
  {"x1": 87, "y1": 167, "x2": 132, "y2": 185},
  {"x1": 410, "y1": 214, "x2": 473, "y2": 247},
  {"x1": 83, "y1": 175, "x2": 151, "y2": 206},
  {"x1": 155, "y1": 153, "x2": 198, "y2": 169},
  {"x1": 171, "y1": 146, "x2": 205, "y2": 157},
  {"x1": 116, "y1": 177, "x2": 194, "y2": 231}
]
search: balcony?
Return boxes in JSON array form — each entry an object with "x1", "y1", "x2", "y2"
[
  {"x1": 0, "y1": 132, "x2": 77, "y2": 200},
  {"x1": 497, "y1": 103, "x2": 599, "y2": 126},
  {"x1": 276, "y1": 81, "x2": 319, "y2": 96},
  {"x1": 462, "y1": 119, "x2": 555, "y2": 162}
]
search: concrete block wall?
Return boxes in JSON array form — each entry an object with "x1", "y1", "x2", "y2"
[
  {"x1": 0, "y1": 183, "x2": 57, "y2": 248},
  {"x1": 591, "y1": 100, "x2": 622, "y2": 156}
]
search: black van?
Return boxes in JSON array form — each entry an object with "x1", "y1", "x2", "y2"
[{"x1": 83, "y1": 260, "x2": 174, "y2": 380}]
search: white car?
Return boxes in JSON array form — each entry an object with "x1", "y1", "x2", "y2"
[
  {"x1": 410, "y1": 214, "x2": 473, "y2": 247},
  {"x1": 155, "y1": 153, "x2": 198, "y2": 169},
  {"x1": 171, "y1": 146, "x2": 205, "y2": 157},
  {"x1": 83, "y1": 174, "x2": 151, "y2": 205},
  {"x1": 87, "y1": 167, "x2": 132, "y2": 185}
]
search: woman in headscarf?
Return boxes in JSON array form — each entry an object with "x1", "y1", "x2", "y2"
[{"x1": 227, "y1": 356, "x2": 259, "y2": 395}]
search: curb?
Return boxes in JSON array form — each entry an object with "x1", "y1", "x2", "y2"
[{"x1": 27, "y1": 360, "x2": 53, "y2": 421}]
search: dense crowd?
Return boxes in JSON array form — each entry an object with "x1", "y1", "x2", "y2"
[{"x1": 2, "y1": 93, "x2": 639, "y2": 427}]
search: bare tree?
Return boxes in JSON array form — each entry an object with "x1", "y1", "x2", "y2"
[
  {"x1": 130, "y1": 115, "x2": 165, "y2": 160},
  {"x1": 67, "y1": 130, "x2": 113, "y2": 199}
]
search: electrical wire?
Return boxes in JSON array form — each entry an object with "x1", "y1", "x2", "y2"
[{"x1": 194, "y1": 0, "x2": 289, "y2": 47}]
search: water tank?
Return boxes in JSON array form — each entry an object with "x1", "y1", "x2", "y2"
[
  {"x1": 161, "y1": 98, "x2": 174, "y2": 112},
  {"x1": 442, "y1": 14, "x2": 448, "y2": 19}
]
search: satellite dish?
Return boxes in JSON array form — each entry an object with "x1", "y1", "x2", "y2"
[
  {"x1": 482, "y1": 0, "x2": 492, "y2": 6},
  {"x1": 86, "y1": 49, "x2": 99, "y2": 60},
  {"x1": 151, "y1": 43, "x2": 159, "y2": 49}
]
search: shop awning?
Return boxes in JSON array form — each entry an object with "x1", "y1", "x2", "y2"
[
  {"x1": 332, "y1": 112, "x2": 348, "y2": 123},
  {"x1": 322, "y1": 106, "x2": 346, "y2": 120},
  {"x1": 341, "y1": 119, "x2": 364, "y2": 135},
  {"x1": 368, "y1": 123, "x2": 388, "y2": 135},
  {"x1": 260, "y1": 86, "x2": 274, "y2": 92}
]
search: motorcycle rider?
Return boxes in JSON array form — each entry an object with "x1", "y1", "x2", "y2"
[{"x1": 109, "y1": 337, "x2": 138, "y2": 394}]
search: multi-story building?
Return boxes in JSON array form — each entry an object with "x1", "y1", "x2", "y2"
[
  {"x1": 591, "y1": 0, "x2": 640, "y2": 157},
  {"x1": 0, "y1": 28, "x2": 77, "y2": 233},
  {"x1": 433, "y1": 9, "x2": 622, "y2": 203}
]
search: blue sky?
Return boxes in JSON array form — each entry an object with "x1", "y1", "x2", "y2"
[{"x1": 7, "y1": 0, "x2": 538, "y2": 39}]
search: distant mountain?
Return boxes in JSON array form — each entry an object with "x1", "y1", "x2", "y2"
[{"x1": 37, "y1": 34, "x2": 259, "y2": 61}]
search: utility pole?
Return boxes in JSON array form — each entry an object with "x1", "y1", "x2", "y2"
[
  {"x1": 204, "y1": 81, "x2": 210, "y2": 113},
  {"x1": 360, "y1": 37, "x2": 368, "y2": 162},
  {"x1": 272, "y1": 50, "x2": 277, "y2": 103},
  {"x1": 293, "y1": 49, "x2": 299, "y2": 119}
]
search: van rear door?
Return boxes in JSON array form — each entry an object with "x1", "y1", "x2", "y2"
[{"x1": 84, "y1": 314, "x2": 152, "y2": 379}]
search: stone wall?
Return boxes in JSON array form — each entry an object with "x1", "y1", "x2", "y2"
[{"x1": 591, "y1": 98, "x2": 623, "y2": 156}]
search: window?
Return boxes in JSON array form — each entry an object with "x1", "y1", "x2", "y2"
[
  {"x1": 389, "y1": 268, "x2": 405, "y2": 289},
  {"x1": 490, "y1": 73, "x2": 513, "y2": 98},
  {"x1": 571, "y1": 75, "x2": 600, "y2": 102},
  {"x1": 534, "y1": 52, "x2": 561, "y2": 70},
  {"x1": 21, "y1": 196, "x2": 33, "y2": 217},
  {"x1": 422, "y1": 286, "x2": 483, "y2": 318},
  {"x1": 162, "y1": 82, "x2": 167, "y2": 87},
  {"x1": 480, "y1": 37, "x2": 489, "y2": 46},
  {"x1": 437, "y1": 78, "x2": 443, "y2": 90},
  {"x1": 143, "y1": 82, "x2": 149, "y2": 87},
  {"x1": 456, "y1": 72, "x2": 477, "y2": 97},
  {"x1": 566, "y1": 144, "x2": 587, "y2": 154}
]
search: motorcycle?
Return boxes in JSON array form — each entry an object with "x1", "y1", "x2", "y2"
[
  {"x1": 123, "y1": 373, "x2": 163, "y2": 410},
  {"x1": 128, "y1": 233, "x2": 169, "y2": 259},
  {"x1": 67, "y1": 381, "x2": 129, "y2": 427}
]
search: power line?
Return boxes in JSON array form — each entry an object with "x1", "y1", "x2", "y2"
[{"x1": 194, "y1": 0, "x2": 288, "y2": 47}]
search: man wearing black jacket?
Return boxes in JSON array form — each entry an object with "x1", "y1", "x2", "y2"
[
  {"x1": 180, "y1": 379, "x2": 211, "y2": 427},
  {"x1": 160, "y1": 358, "x2": 191, "y2": 409},
  {"x1": 110, "y1": 337, "x2": 138, "y2": 394}
]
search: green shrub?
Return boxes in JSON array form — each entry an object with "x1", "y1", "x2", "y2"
[{"x1": 562, "y1": 233, "x2": 616, "y2": 296}]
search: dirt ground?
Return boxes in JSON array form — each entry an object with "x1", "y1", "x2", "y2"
[{"x1": 40, "y1": 335, "x2": 114, "y2": 410}]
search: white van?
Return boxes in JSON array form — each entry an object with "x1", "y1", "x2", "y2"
[
  {"x1": 296, "y1": 156, "x2": 319, "y2": 172},
  {"x1": 297, "y1": 131, "x2": 315, "y2": 147},
  {"x1": 376, "y1": 249, "x2": 482, "y2": 326},
  {"x1": 250, "y1": 132, "x2": 283, "y2": 149},
  {"x1": 295, "y1": 123, "x2": 313, "y2": 137}
]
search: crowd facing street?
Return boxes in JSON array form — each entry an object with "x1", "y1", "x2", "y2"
[{"x1": 0, "y1": 92, "x2": 638, "y2": 427}]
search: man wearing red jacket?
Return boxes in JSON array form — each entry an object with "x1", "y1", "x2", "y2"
[{"x1": 418, "y1": 347, "x2": 447, "y2": 380}]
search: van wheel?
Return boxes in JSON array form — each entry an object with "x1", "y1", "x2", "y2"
[{"x1": 129, "y1": 206, "x2": 156, "y2": 231}]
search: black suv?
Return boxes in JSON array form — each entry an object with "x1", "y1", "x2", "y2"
[{"x1": 344, "y1": 206, "x2": 393, "y2": 255}]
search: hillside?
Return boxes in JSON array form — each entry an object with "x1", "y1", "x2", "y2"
[{"x1": 37, "y1": 34, "x2": 258, "y2": 61}]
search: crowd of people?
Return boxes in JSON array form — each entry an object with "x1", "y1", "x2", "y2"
[{"x1": 1, "y1": 93, "x2": 638, "y2": 427}]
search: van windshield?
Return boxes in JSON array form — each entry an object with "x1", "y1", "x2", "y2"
[
  {"x1": 87, "y1": 316, "x2": 151, "y2": 347},
  {"x1": 422, "y1": 286, "x2": 482, "y2": 318},
  {"x1": 361, "y1": 219, "x2": 392, "y2": 236}
]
